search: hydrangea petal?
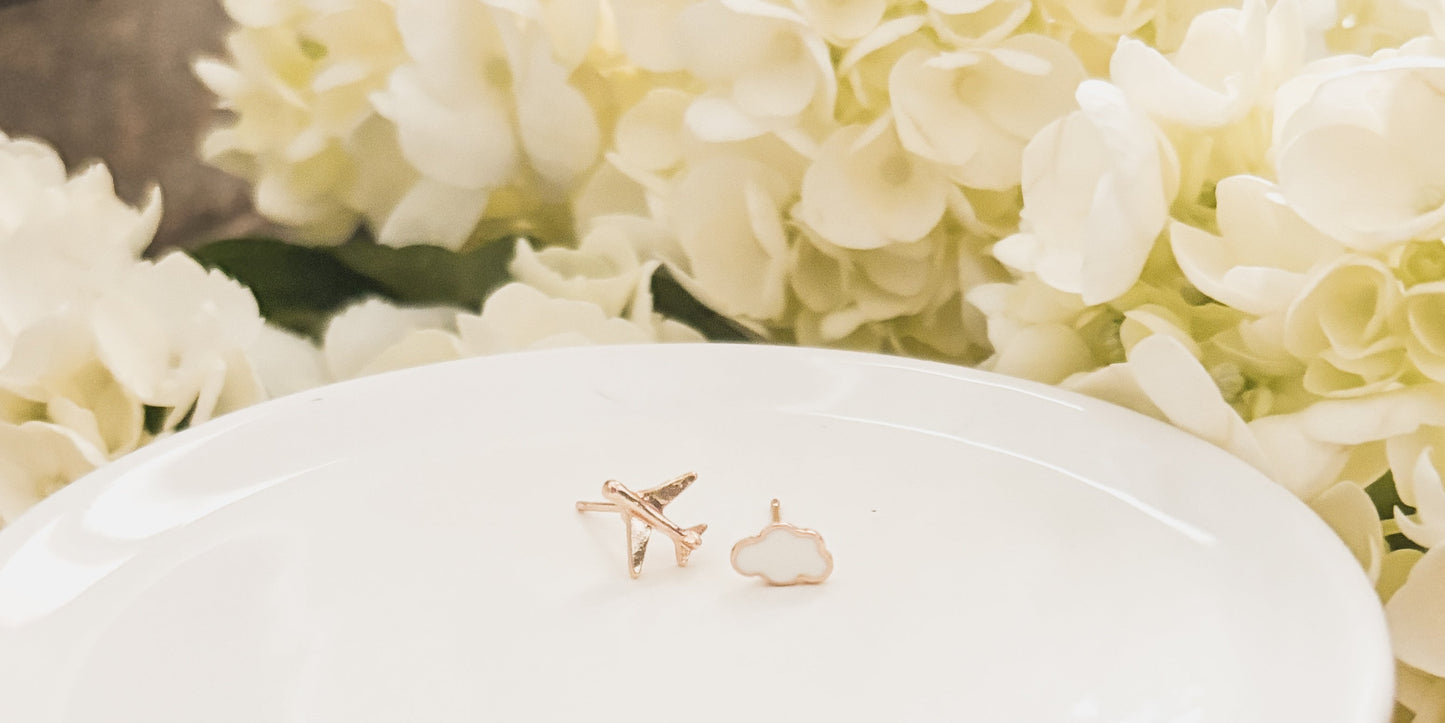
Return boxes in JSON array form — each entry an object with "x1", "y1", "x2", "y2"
[
  {"x1": 685, "y1": 95, "x2": 771, "y2": 143},
  {"x1": 1310, "y1": 480, "x2": 1386, "y2": 579},
  {"x1": 611, "y1": 0, "x2": 690, "y2": 72},
  {"x1": 376, "y1": 178, "x2": 489, "y2": 250},
  {"x1": 514, "y1": 34, "x2": 601, "y2": 187},
  {"x1": 322, "y1": 298, "x2": 458, "y2": 381},
  {"x1": 1386, "y1": 545, "x2": 1445, "y2": 678},
  {"x1": 371, "y1": 66, "x2": 517, "y2": 189},
  {"x1": 1396, "y1": 450, "x2": 1445, "y2": 548},
  {"x1": 672, "y1": 157, "x2": 792, "y2": 319},
  {"x1": 616, "y1": 89, "x2": 691, "y2": 172},
  {"x1": 1126, "y1": 334, "x2": 1269, "y2": 470}
]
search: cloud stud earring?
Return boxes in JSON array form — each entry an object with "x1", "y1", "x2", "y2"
[
  {"x1": 731, "y1": 499, "x2": 833, "y2": 586},
  {"x1": 576, "y1": 472, "x2": 708, "y2": 579}
]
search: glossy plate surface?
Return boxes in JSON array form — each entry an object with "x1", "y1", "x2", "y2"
[{"x1": 0, "y1": 345, "x2": 1392, "y2": 722}]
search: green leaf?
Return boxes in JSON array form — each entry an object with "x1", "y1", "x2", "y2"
[
  {"x1": 1367, "y1": 471, "x2": 1415, "y2": 519},
  {"x1": 649, "y1": 265, "x2": 764, "y2": 343},
  {"x1": 189, "y1": 234, "x2": 521, "y2": 338},
  {"x1": 327, "y1": 235, "x2": 516, "y2": 309},
  {"x1": 190, "y1": 237, "x2": 384, "y2": 338},
  {"x1": 1387, "y1": 533, "x2": 1428, "y2": 553},
  {"x1": 1367, "y1": 472, "x2": 1427, "y2": 552},
  {"x1": 142, "y1": 405, "x2": 168, "y2": 436},
  {"x1": 141, "y1": 402, "x2": 197, "y2": 436}
]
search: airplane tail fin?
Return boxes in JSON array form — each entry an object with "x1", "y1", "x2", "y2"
[{"x1": 676, "y1": 524, "x2": 709, "y2": 566}]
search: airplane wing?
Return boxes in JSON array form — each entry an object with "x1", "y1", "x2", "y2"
[
  {"x1": 640, "y1": 472, "x2": 698, "y2": 509},
  {"x1": 627, "y1": 514, "x2": 652, "y2": 578}
]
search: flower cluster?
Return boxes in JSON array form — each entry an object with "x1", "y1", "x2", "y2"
[
  {"x1": 971, "y1": 12, "x2": 1445, "y2": 715},
  {"x1": 317, "y1": 223, "x2": 704, "y2": 381},
  {"x1": 0, "y1": 130, "x2": 279, "y2": 525},
  {"x1": 195, "y1": 0, "x2": 1445, "y2": 714},
  {"x1": 197, "y1": 0, "x2": 604, "y2": 248}
]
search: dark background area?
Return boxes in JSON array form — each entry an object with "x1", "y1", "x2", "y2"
[{"x1": 0, "y1": 0, "x2": 267, "y2": 249}]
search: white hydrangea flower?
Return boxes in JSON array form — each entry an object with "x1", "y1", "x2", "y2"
[
  {"x1": 1387, "y1": 426, "x2": 1445, "y2": 510},
  {"x1": 1378, "y1": 547, "x2": 1424, "y2": 603},
  {"x1": 613, "y1": 88, "x2": 696, "y2": 177},
  {"x1": 967, "y1": 276, "x2": 1093, "y2": 384},
  {"x1": 1309, "y1": 480, "x2": 1387, "y2": 582},
  {"x1": 1396, "y1": 662, "x2": 1445, "y2": 723},
  {"x1": 1206, "y1": 314, "x2": 1301, "y2": 394},
  {"x1": 1386, "y1": 543, "x2": 1445, "y2": 680},
  {"x1": 1118, "y1": 304, "x2": 1200, "y2": 357},
  {"x1": 1111, "y1": 0, "x2": 1270, "y2": 128},
  {"x1": 1170, "y1": 175, "x2": 1343, "y2": 316},
  {"x1": 1063, "y1": 329, "x2": 1372, "y2": 499},
  {"x1": 796, "y1": 117, "x2": 950, "y2": 251},
  {"x1": 1393, "y1": 449, "x2": 1445, "y2": 548},
  {"x1": 0, "y1": 421, "x2": 106, "y2": 527},
  {"x1": 1269, "y1": 49, "x2": 1373, "y2": 151},
  {"x1": 369, "y1": 0, "x2": 602, "y2": 249},
  {"x1": 1037, "y1": 0, "x2": 1161, "y2": 37},
  {"x1": 2, "y1": 130, "x2": 281, "y2": 444},
  {"x1": 509, "y1": 215, "x2": 684, "y2": 316},
  {"x1": 794, "y1": 0, "x2": 888, "y2": 45},
  {"x1": 993, "y1": 80, "x2": 1179, "y2": 304},
  {"x1": 1281, "y1": 255, "x2": 1407, "y2": 398},
  {"x1": 1148, "y1": 0, "x2": 1261, "y2": 54},
  {"x1": 321, "y1": 248, "x2": 703, "y2": 374},
  {"x1": 790, "y1": 224, "x2": 975, "y2": 359},
  {"x1": 457, "y1": 281, "x2": 701, "y2": 353},
  {"x1": 890, "y1": 34, "x2": 1084, "y2": 190},
  {"x1": 1284, "y1": 386, "x2": 1445, "y2": 454},
  {"x1": 610, "y1": 0, "x2": 692, "y2": 72},
  {"x1": 89, "y1": 253, "x2": 268, "y2": 426},
  {"x1": 1275, "y1": 55, "x2": 1445, "y2": 249},
  {"x1": 834, "y1": 14, "x2": 932, "y2": 118},
  {"x1": 668, "y1": 155, "x2": 796, "y2": 322},
  {"x1": 1325, "y1": 0, "x2": 1442, "y2": 56},
  {"x1": 196, "y1": 0, "x2": 406, "y2": 242},
  {"x1": 0, "y1": 313, "x2": 145, "y2": 459},
  {"x1": 203, "y1": 0, "x2": 605, "y2": 249},
  {"x1": 322, "y1": 298, "x2": 463, "y2": 381},
  {"x1": 924, "y1": 0, "x2": 1033, "y2": 48},
  {"x1": 0, "y1": 134, "x2": 160, "y2": 349},
  {"x1": 0, "y1": 129, "x2": 295, "y2": 524},
  {"x1": 1096, "y1": 334, "x2": 1271, "y2": 471},
  {"x1": 676, "y1": 0, "x2": 835, "y2": 142},
  {"x1": 1402, "y1": 280, "x2": 1445, "y2": 382},
  {"x1": 246, "y1": 324, "x2": 331, "y2": 399},
  {"x1": 0, "y1": 125, "x2": 354, "y2": 526}
]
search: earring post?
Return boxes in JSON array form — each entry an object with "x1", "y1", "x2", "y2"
[{"x1": 576, "y1": 501, "x2": 619, "y2": 513}]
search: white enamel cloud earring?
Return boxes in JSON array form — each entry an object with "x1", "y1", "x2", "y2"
[{"x1": 730, "y1": 499, "x2": 833, "y2": 585}]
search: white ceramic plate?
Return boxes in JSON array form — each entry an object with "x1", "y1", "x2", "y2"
[{"x1": 0, "y1": 345, "x2": 1392, "y2": 722}]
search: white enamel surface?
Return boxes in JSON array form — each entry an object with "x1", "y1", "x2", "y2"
[
  {"x1": 0, "y1": 345, "x2": 1392, "y2": 722},
  {"x1": 733, "y1": 525, "x2": 831, "y2": 584}
]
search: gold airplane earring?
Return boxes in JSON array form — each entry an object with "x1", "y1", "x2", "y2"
[
  {"x1": 576, "y1": 472, "x2": 708, "y2": 579},
  {"x1": 730, "y1": 499, "x2": 833, "y2": 585}
]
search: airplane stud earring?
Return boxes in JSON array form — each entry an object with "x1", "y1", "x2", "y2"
[
  {"x1": 576, "y1": 472, "x2": 708, "y2": 579},
  {"x1": 730, "y1": 499, "x2": 833, "y2": 586}
]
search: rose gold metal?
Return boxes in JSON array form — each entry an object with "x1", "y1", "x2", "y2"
[
  {"x1": 576, "y1": 472, "x2": 707, "y2": 579},
  {"x1": 730, "y1": 499, "x2": 834, "y2": 586},
  {"x1": 575, "y1": 501, "x2": 618, "y2": 513}
]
